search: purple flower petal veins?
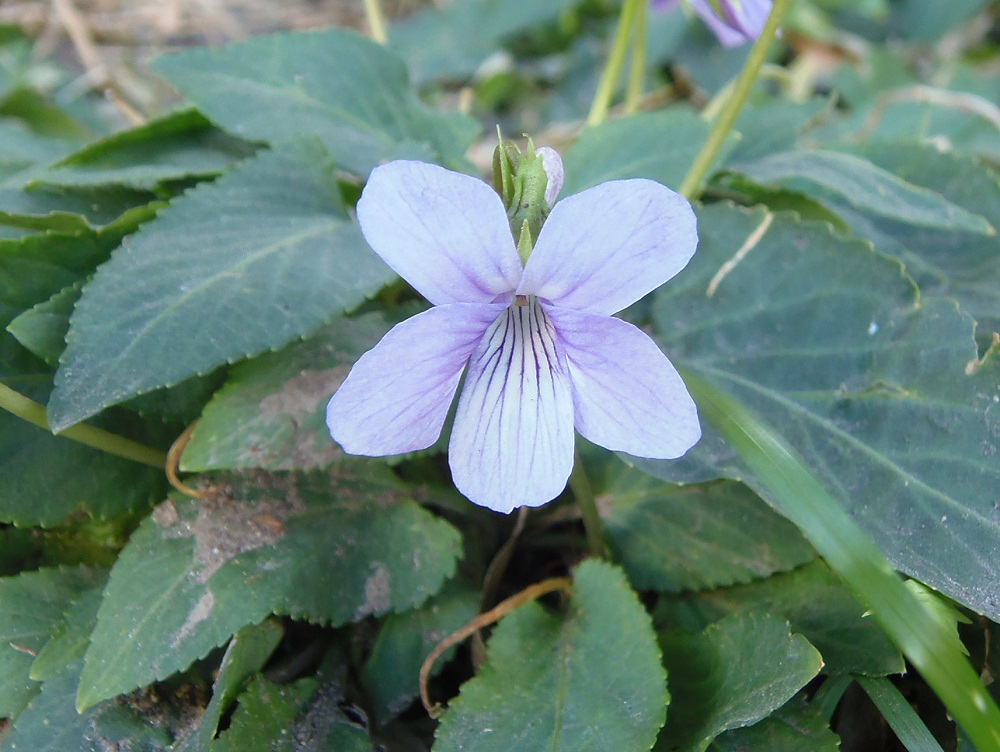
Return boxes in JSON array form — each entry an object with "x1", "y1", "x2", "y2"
[
  {"x1": 450, "y1": 299, "x2": 575, "y2": 514},
  {"x1": 327, "y1": 160, "x2": 701, "y2": 512}
]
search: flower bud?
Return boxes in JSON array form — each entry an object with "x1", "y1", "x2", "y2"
[{"x1": 491, "y1": 135, "x2": 562, "y2": 262}]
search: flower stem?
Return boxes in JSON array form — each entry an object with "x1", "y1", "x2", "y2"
[
  {"x1": 677, "y1": 0, "x2": 790, "y2": 199},
  {"x1": 570, "y1": 449, "x2": 606, "y2": 559},
  {"x1": 0, "y1": 381, "x2": 167, "y2": 468},
  {"x1": 681, "y1": 368, "x2": 1000, "y2": 752},
  {"x1": 624, "y1": 0, "x2": 649, "y2": 114},
  {"x1": 363, "y1": 0, "x2": 388, "y2": 44},
  {"x1": 587, "y1": 0, "x2": 643, "y2": 126}
]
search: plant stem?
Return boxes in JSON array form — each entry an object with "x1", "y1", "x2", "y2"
[
  {"x1": 420, "y1": 576, "x2": 573, "y2": 716},
  {"x1": 0, "y1": 381, "x2": 167, "y2": 468},
  {"x1": 363, "y1": 0, "x2": 388, "y2": 44},
  {"x1": 587, "y1": 0, "x2": 642, "y2": 126},
  {"x1": 624, "y1": 0, "x2": 649, "y2": 114},
  {"x1": 570, "y1": 450, "x2": 606, "y2": 559},
  {"x1": 677, "y1": 0, "x2": 790, "y2": 199},
  {"x1": 681, "y1": 369, "x2": 1000, "y2": 752}
]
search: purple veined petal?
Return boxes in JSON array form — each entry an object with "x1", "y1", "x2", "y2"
[
  {"x1": 449, "y1": 299, "x2": 575, "y2": 513},
  {"x1": 327, "y1": 303, "x2": 505, "y2": 455},
  {"x1": 517, "y1": 179, "x2": 697, "y2": 316},
  {"x1": 546, "y1": 307, "x2": 701, "y2": 459},
  {"x1": 356, "y1": 161, "x2": 522, "y2": 306}
]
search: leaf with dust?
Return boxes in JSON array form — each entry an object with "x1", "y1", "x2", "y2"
[
  {"x1": 182, "y1": 313, "x2": 392, "y2": 472},
  {"x1": 77, "y1": 466, "x2": 462, "y2": 710}
]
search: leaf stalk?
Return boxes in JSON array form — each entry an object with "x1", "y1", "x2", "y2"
[{"x1": 0, "y1": 381, "x2": 166, "y2": 469}]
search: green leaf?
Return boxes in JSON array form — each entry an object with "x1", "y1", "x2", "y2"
[
  {"x1": 150, "y1": 28, "x2": 478, "y2": 177},
  {"x1": 181, "y1": 313, "x2": 391, "y2": 472},
  {"x1": 29, "y1": 584, "x2": 105, "y2": 682},
  {"x1": 433, "y1": 559, "x2": 667, "y2": 752},
  {"x1": 360, "y1": 579, "x2": 480, "y2": 724},
  {"x1": 49, "y1": 141, "x2": 394, "y2": 431},
  {"x1": 726, "y1": 99, "x2": 829, "y2": 164},
  {"x1": 729, "y1": 150, "x2": 994, "y2": 234},
  {"x1": 33, "y1": 109, "x2": 255, "y2": 191},
  {"x1": 0, "y1": 413, "x2": 152, "y2": 526},
  {"x1": 643, "y1": 204, "x2": 1000, "y2": 621},
  {"x1": 845, "y1": 64, "x2": 1000, "y2": 163},
  {"x1": 390, "y1": 0, "x2": 578, "y2": 83},
  {"x1": 173, "y1": 619, "x2": 284, "y2": 751},
  {"x1": 599, "y1": 471, "x2": 816, "y2": 592},
  {"x1": 211, "y1": 676, "x2": 317, "y2": 752},
  {"x1": 711, "y1": 697, "x2": 841, "y2": 751},
  {"x1": 0, "y1": 119, "x2": 80, "y2": 183},
  {"x1": 857, "y1": 676, "x2": 946, "y2": 752},
  {"x1": 887, "y1": 0, "x2": 990, "y2": 42},
  {"x1": 0, "y1": 185, "x2": 155, "y2": 232},
  {"x1": 3, "y1": 587, "x2": 191, "y2": 752},
  {"x1": 656, "y1": 613, "x2": 823, "y2": 751},
  {"x1": 0, "y1": 527, "x2": 42, "y2": 576},
  {"x1": 212, "y1": 676, "x2": 374, "y2": 752},
  {"x1": 1, "y1": 661, "x2": 182, "y2": 752},
  {"x1": 0, "y1": 566, "x2": 104, "y2": 719},
  {"x1": 0, "y1": 88, "x2": 94, "y2": 140},
  {"x1": 78, "y1": 467, "x2": 462, "y2": 709},
  {"x1": 656, "y1": 560, "x2": 904, "y2": 676},
  {"x1": 824, "y1": 142, "x2": 1000, "y2": 348},
  {"x1": 561, "y1": 109, "x2": 718, "y2": 195},
  {"x1": 0, "y1": 230, "x2": 121, "y2": 329},
  {"x1": 6, "y1": 282, "x2": 80, "y2": 365},
  {"x1": 0, "y1": 339, "x2": 168, "y2": 528},
  {"x1": 678, "y1": 370, "x2": 1000, "y2": 750}
]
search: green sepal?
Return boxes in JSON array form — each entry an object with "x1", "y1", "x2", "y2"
[{"x1": 491, "y1": 134, "x2": 552, "y2": 259}]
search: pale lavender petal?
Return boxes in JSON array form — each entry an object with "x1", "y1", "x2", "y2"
[
  {"x1": 449, "y1": 300, "x2": 575, "y2": 513},
  {"x1": 518, "y1": 179, "x2": 697, "y2": 315},
  {"x1": 689, "y1": 0, "x2": 749, "y2": 45},
  {"x1": 721, "y1": 0, "x2": 771, "y2": 42},
  {"x1": 547, "y1": 307, "x2": 700, "y2": 458},
  {"x1": 356, "y1": 161, "x2": 522, "y2": 306},
  {"x1": 537, "y1": 146, "x2": 563, "y2": 207},
  {"x1": 650, "y1": 0, "x2": 681, "y2": 10},
  {"x1": 327, "y1": 304, "x2": 504, "y2": 455}
]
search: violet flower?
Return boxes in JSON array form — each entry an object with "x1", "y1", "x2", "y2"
[
  {"x1": 326, "y1": 158, "x2": 700, "y2": 513},
  {"x1": 653, "y1": 0, "x2": 772, "y2": 47}
]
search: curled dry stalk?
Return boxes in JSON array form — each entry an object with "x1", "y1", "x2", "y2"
[
  {"x1": 420, "y1": 576, "x2": 573, "y2": 718},
  {"x1": 165, "y1": 420, "x2": 210, "y2": 499}
]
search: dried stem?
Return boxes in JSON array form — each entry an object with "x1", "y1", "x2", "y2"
[{"x1": 420, "y1": 576, "x2": 573, "y2": 717}]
